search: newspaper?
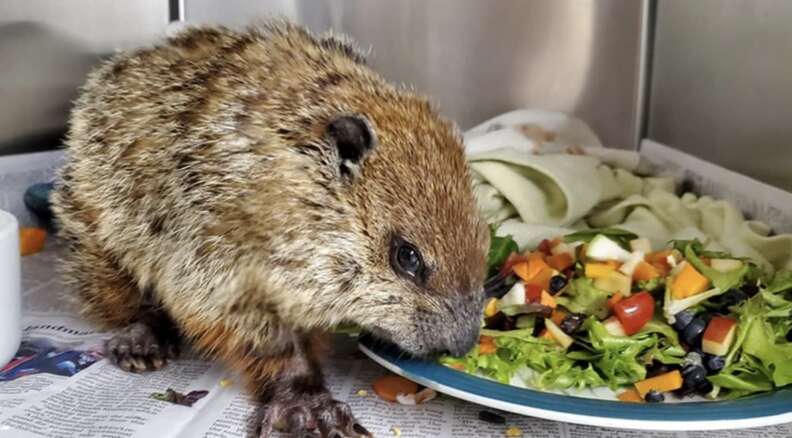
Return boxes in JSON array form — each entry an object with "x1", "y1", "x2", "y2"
[{"x1": 2, "y1": 147, "x2": 792, "y2": 438}]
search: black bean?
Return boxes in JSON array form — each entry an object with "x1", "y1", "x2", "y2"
[
  {"x1": 710, "y1": 289, "x2": 748, "y2": 309},
  {"x1": 645, "y1": 390, "x2": 665, "y2": 403},
  {"x1": 484, "y1": 313, "x2": 515, "y2": 331},
  {"x1": 682, "y1": 317, "x2": 707, "y2": 348},
  {"x1": 704, "y1": 355, "x2": 725, "y2": 374},
  {"x1": 645, "y1": 361, "x2": 671, "y2": 378},
  {"x1": 549, "y1": 275, "x2": 568, "y2": 294},
  {"x1": 682, "y1": 364, "x2": 707, "y2": 389},
  {"x1": 478, "y1": 410, "x2": 506, "y2": 424},
  {"x1": 532, "y1": 318, "x2": 546, "y2": 337},
  {"x1": 696, "y1": 379, "x2": 714, "y2": 395},
  {"x1": 672, "y1": 311, "x2": 695, "y2": 332},
  {"x1": 559, "y1": 313, "x2": 585, "y2": 335},
  {"x1": 741, "y1": 284, "x2": 759, "y2": 297}
]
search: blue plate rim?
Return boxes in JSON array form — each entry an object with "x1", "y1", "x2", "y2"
[{"x1": 358, "y1": 339, "x2": 792, "y2": 431}]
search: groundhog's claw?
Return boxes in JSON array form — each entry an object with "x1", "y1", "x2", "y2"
[
  {"x1": 106, "y1": 322, "x2": 179, "y2": 372},
  {"x1": 257, "y1": 393, "x2": 371, "y2": 438}
]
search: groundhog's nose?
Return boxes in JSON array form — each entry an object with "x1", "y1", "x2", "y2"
[
  {"x1": 446, "y1": 315, "x2": 481, "y2": 357},
  {"x1": 447, "y1": 332, "x2": 478, "y2": 357}
]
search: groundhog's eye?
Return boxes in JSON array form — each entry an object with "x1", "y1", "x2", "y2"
[{"x1": 390, "y1": 235, "x2": 426, "y2": 285}]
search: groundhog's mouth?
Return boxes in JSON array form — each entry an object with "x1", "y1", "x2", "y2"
[{"x1": 361, "y1": 326, "x2": 467, "y2": 359}]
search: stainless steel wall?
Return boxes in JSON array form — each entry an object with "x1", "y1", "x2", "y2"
[
  {"x1": 0, "y1": 0, "x2": 170, "y2": 155},
  {"x1": 185, "y1": 0, "x2": 647, "y2": 149},
  {"x1": 0, "y1": 0, "x2": 646, "y2": 156},
  {"x1": 649, "y1": 0, "x2": 792, "y2": 191}
]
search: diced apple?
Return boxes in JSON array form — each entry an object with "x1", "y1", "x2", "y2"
[
  {"x1": 544, "y1": 319, "x2": 574, "y2": 349},
  {"x1": 498, "y1": 281, "x2": 526, "y2": 308},
  {"x1": 603, "y1": 316, "x2": 627, "y2": 337},
  {"x1": 586, "y1": 235, "x2": 633, "y2": 263},
  {"x1": 619, "y1": 251, "x2": 646, "y2": 277},
  {"x1": 709, "y1": 259, "x2": 744, "y2": 273},
  {"x1": 594, "y1": 270, "x2": 633, "y2": 296},
  {"x1": 551, "y1": 242, "x2": 576, "y2": 257},
  {"x1": 671, "y1": 262, "x2": 710, "y2": 299},
  {"x1": 585, "y1": 262, "x2": 616, "y2": 278},
  {"x1": 629, "y1": 238, "x2": 652, "y2": 254},
  {"x1": 702, "y1": 316, "x2": 737, "y2": 356}
]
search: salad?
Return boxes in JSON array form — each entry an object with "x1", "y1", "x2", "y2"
[{"x1": 441, "y1": 227, "x2": 792, "y2": 403}]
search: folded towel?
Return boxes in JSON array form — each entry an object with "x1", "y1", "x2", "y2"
[{"x1": 464, "y1": 110, "x2": 792, "y2": 272}]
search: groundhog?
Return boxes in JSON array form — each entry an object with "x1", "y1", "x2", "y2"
[{"x1": 51, "y1": 20, "x2": 489, "y2": 437}]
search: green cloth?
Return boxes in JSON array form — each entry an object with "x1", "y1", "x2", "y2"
[{"x1": 468, "y1": 147, "x2": 792, "y2": 272}]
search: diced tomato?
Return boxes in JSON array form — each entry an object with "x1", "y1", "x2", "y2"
[
  {"x1": 607, "y1": 292, "x2": 624, "y2": 311},
  {"x1": 499, "y1": 253, "x2": 528, "y2": 276},
  {"x1": 613, "y1": 291, "x2": 654, "y2": 335},
  {"x1": 538, "y1": 239, "x2": 553, "y2": 255},
  {"x1": 525, "y1": 284, "x2": 543, "y2": 303}
]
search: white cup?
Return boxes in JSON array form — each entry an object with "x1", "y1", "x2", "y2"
[{"x1": 0, "y1": 210, "x2": 21, "y2": 368}]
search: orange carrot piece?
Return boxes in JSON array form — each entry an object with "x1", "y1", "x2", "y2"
[
  {"x1": 671, "y1": 263, "x2": 710, "y2": 299},
  {"x1": 633, "y1": 261, "x2": 661, "y2": 281},
  {"x1": 19, "y1": 227, "x2": 46, "y2": 256},
  {"x1": 617, "y1": 388, "x2": 645, "y2": 403},
  {"x1": 607, "y1": 292, "x2": 624, "y2": 310},
  {"x1": 585, "y1": 263, "x2": 615, "y2": 279},
  {"x1": 550, "y1": 309, "x2": 568, "y2": 326},
  {"x1": 634, "y1": 370, "x2": 683, "y2": 397},
  {"x1": 372, "y1": 375, "x2": 419, "y2": 402},
  {"x1": 478, "y1": 336, "x2": 497, "y2": 355},
  {"x1": 547, "y1": 253, "x2": 574, "y2": 271}
]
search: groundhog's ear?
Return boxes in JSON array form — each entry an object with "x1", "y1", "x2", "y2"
[{"x1": 327, "y1": 114, "x2": 376, "y2": 176}]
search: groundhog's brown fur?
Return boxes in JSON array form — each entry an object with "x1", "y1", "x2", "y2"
[{"x1": 51, "y1": 20, "x2": 488, "y2": 437}]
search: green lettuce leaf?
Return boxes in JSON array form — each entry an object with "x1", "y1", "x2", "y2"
[
  {"x1": 556, "y1": 278, "x2": 611, "y2": 319},
  {"x1": 586, "y1": 319, "x2": 655, "y2": 387},
  {"x1": 563, "y1": 227, "x2": 637, "y2": 249},
  {"x1": 766, "y1": 270, "x2": 792, "y2": 294},
  {"x1": 487, "y1": 226, "x2": 519, "y2": 277},
  {"x1": 440, "y1": 328, "x2": 605, "y2": 390}
]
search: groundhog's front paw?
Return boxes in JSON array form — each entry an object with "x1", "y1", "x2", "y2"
[
  {"x1": 257, "y1": 392, "x2": 371, "y2": 438},
  {"x1": 106, "y1": 322, "x2": 180, "y2": 372}
]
